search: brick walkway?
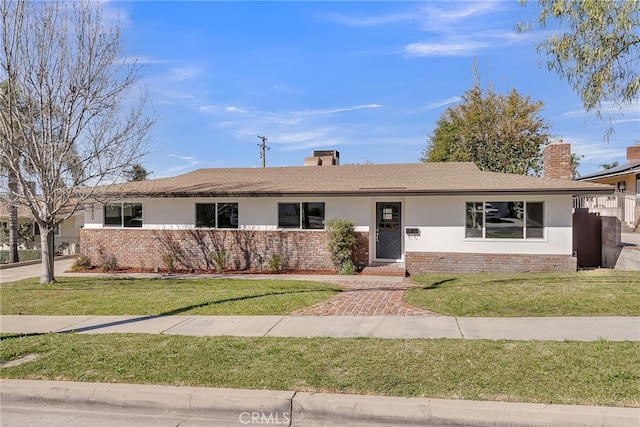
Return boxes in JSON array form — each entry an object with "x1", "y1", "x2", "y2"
[{"x1": 292, "y1": 279, "x2": 439, "y2": 316}]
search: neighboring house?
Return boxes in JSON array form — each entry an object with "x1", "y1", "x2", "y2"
[
  {"x1": 80, "y1": 147, "x2": 612, "y2": 274},
  {"x1": 0, "y1": 203, "x2": 83, "y2": 255},
  {"x1": 575, "y1": 143, "x2": 640, "y2": 230}
]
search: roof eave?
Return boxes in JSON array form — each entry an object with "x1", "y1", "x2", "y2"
[{"x1": 101, "y1": 187, "x2": 615, "y2": 198}]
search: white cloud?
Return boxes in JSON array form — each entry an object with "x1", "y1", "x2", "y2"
[
  {"x1": 199, "y1": 105, "x2": 218, "y2": 113},
  {"x1": 322, "y1": 1, "x2": 499, "y2": 29},
  {"x1": 273, "y1": 130, "x2": 330, "y2": 144},
  {"x1": 98, "y1": 0, "x2": 132, "y2": 29},
  {"x1": 169, "y1": 154, "x2": 196, "y2": 161},
  {"x1": 563, "y1": 138, "x2": 626, "y2": 171},
  {"x1": 225, "y1": 106, "x2": 248, "y2": 113},
  {"x1": 421, "y1": 2, "x2": 499, "y2": 26},
  {"x1": 404, "y1": 40, "x2": 489, "y2": 57},
  {"x1": 564, "y1": 100, "x2": 640, "y2": 118},
  {"x1": 165, "y1": 65, "x2": 205, "y2": 82},
  {"x1": 425, "y1": 96, "x2": 462, "y2": 110},
  {"x1": 296, "y1": 104, "x2": 382, "y2": 116},
  {"x1": 322, "y1": 11, "x2": 415, "y2": 27},
  {"x1": 117, "y1": 56, "x2": 165, "y2": 65}
]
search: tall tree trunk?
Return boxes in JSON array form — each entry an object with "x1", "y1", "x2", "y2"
[
  {"x1": 39, "y1": 227, "x2": 55, "y2": 283},
  {"x1": 8, "y1": 170, "x2": 19, "y2": 263}
]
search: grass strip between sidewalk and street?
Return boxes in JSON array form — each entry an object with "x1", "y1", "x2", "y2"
[
  {"x1": 1, "y1": 333, "x2": 638, "y2": 408},
  {"x1": 405, "y1": 270, "x2": 640, "y2": 317},
  {"x1": 0, "y1": 277, "x2": 342, "y2": 316}
]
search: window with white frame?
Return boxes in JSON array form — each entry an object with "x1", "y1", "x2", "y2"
[
  {"x1": 34, "y1": 222, "x2": 61, "y2": 236},
  {"x1": 465, "y1": 201, "x2": 543, "y2": 239},
  {"x1": 195, "y1": 203, "x2": 238, "y2": 229},
  {"x1": 278, "y1": 202, "x2": 325, "y2": 229},
  {"x1": 104, "y1": 203, "x2": 143, "y2": 228}
]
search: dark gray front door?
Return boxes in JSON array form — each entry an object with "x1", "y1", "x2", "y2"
[{"x1": 376, "y1": 202, "x2": 402, "y2": 260}]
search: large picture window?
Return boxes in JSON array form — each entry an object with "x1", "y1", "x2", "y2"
[
  {"x1": 465, "y1": 201, "x2": 543, "y2": 239},
  {"x1": 104, "y1": 203, "x2": 142, "y2": 228},
  {"x1": 278, "y1": 202, "x2": 325, "y2": 229},
  {"x1": 196, "y1": 203, "x2": 238, "y2": 229}
]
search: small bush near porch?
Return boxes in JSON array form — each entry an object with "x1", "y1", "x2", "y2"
[{"x1": 405, "y1": 270, "x2": 640, "y2": 317}]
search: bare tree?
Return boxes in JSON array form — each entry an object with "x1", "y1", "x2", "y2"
[{"x1": 0, "y1": 0, "x2": 154, "y2": 283}]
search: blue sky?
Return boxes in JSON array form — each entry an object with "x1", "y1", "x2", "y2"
[{"x1": 109, "y1": 1, "x2": 639, "y2": 178}]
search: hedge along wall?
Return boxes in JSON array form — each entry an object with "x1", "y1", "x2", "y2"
[{"x1": 80, "y1": 228, "x2": 369, "y2": 272}]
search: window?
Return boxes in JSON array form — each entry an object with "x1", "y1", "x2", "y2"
[
  {"x1": 104, "y1": 203, "x2": 142, "y2": 228},
  {"x1": 465, "y1": 201, "x2": 543, "y2": 239},
  {"x1": 278, "y1": 202, "x2": 325, "y2": 229},
  {"x1": 195, "y1": 203, "x2": 238, "y2": 229},
  {"x1": 34, "y1": 222, "x2": 61, "y2": 236}
]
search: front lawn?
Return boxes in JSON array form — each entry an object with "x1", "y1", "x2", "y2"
[
  {"x1": 1, "y1": 334, "x2": 638, "y2": 407},
  {"x1": 0, "y1": 277, "x2": 342, "y2": 316},
  {"x1": 405, "y1": 270, "x2": 640, "y2": 317}
]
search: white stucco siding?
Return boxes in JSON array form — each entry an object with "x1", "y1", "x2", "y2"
[
  {"x1": 82, "y1": 194, "x2": 574, "y2": 256},
  {"x1": 83, "y1": 196, "x2": 373, "y2": 231},
  {"x1": 404, "y1": 195, "x2": 574, "y2": 255}
]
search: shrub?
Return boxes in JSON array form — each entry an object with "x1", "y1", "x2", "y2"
[
  {"x1": 267, "y1": 253, "x2": 282, "y2": 273},
  {"x1": 210, "y1": 249, "x2": 229, "y2": 273},
  {"x1": 326, "y1": 218, "x2": 356, "y2": 274},
  {"x1": 0, "y1": 249, "x2": 42, "y2": 264},
  {"x1": 70, "y1": 254, "x2": 92, "y2": 272},
  {"x1": 339, "y1": 260, "x2": 356, "y2": 276},
  {"x1": 162, "y1": 254, "x2": 176, "y2": 272},
  {"x1": 100, "y1": 254, "x2": 118, "y2": 272}
]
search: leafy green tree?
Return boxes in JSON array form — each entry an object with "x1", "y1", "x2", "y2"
[
  {"x1": 571, "y1": 153, "x2": 583, "y2": 178},
  {"x1": 520, "y1": 0, "x2": 639, "y2": 117},
  {"x1": 124, "y1": 164, "x2": 151, "y2": 182},
  {"x1": 600, "y1": 161, "x2": 620, "y2": 170},
  {"x1": 421, "y1": 70, "x2": 550, "y2": 175}
]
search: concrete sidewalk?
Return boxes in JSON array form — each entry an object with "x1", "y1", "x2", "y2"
[
  {"x1": 1, "y1": 314, "x2": 638, "y2": 341},
  {"x1": 1, "y1": 379, "x2": 638, "y2": 427}
]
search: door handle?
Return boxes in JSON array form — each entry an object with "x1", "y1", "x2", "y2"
[{"x1": 376, "y1": 228, "x2": 379, "y2": 242}]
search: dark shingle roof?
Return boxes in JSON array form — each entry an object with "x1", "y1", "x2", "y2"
[
  {"x1": 97, "y1": 162, "x2": 614, "y2": 198},
  {"x1": 576, "y1": 160, "x2": 640, "y2": 181}
]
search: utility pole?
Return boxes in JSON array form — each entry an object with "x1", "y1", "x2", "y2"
[{"x1": 257, "y1": 134, "x2": 270, "y2": 168}]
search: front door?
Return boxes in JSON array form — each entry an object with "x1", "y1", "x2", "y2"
[{"x1": 376, "y1": 202, "x2": 402, "y2": 260}]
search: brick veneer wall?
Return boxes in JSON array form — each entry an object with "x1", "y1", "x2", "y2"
[
  {"x1": 80, "y1": 228, "x2": 369, "y2": 272},
  {"x1": 405, "y1": 252, "x2": 577, "y2": 274}
]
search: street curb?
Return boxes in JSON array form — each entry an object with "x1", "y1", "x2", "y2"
[
  {"x1": 0, "y1": 379, "x2": 293, "y2": 425},
  {"x1": 293, "y1": 392, "x2": 640, "y2": 426},
  {"x1": 1, "y1": 380, "x2": 638, "y2": 427}
]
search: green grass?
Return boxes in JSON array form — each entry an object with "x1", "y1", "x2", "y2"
[
  {"x1": 0, "y1": 277, "x2": 342, "y2": 316},
  {"x1": 405, "y1": 270, "x2": 640, "y2": 317},
  {"x1": 1, "y1": 333, "x2": 638, "y2": 407}
]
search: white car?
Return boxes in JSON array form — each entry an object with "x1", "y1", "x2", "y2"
[{"x1": 484, "y1": 203, "x2": 501, "y2": 221}]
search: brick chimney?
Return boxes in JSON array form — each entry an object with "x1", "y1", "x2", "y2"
[
  {"x1": 304, "y1": 150, "x2": 340, "y2": 166},
  {"x1": 543, "y1": 140, "x2": 572, "y2": 180},
  {"x1": 627, "y1": 143, "x2": 640, "y2": 162}
]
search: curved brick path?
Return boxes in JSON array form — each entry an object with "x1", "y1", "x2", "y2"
[{"x1": 292, "y1": 279, "x2": 439, "y2": 316}]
